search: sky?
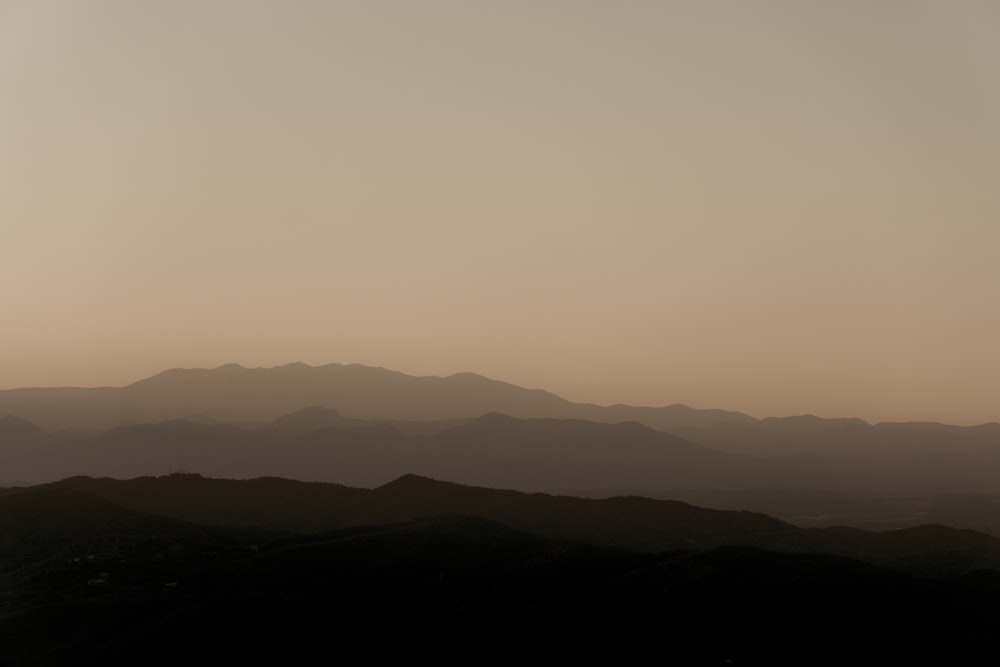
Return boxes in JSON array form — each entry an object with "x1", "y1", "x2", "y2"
[{"x1": 1, "y1": 1, "x2": 999, "y2": 424}]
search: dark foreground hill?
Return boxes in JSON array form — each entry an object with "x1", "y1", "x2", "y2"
[
  {"x1": 3, "y1": 474, "x2": 1000, "y2": 665},
  {"x1": 42, "y1": 473, "x2": 1000, "y2": 578}
]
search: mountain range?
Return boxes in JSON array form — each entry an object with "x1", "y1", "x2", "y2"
[
  {"x1": 0, "y1": 409, "x2": 766, "y2": 489},
  {"x1": 2, "y1": 362, "x2": 1000, "y2": 498},
  {"x1": 3, "y1": 472, "x2": 1000, "y2": 665},
  {"x1": 4, "y1": 362, "x2": 1000, "y2": 663},
  {"x1": 0, "y1": 361, "x2": 755, "y2": 432}
]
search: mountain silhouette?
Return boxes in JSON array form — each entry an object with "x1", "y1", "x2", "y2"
[
  {"x1": 0, "y1": 415, "x2": 46, "y2": 441},
  {"x1": 0, "y1": 362, "x2": 753, "y2": 431},
  {"x1": 3, "y1": 362, "x2": 1000, "y2": 498},
  {"x1": 5, "y1": 473, "x2": 1000, "y2": 665},
  {"x1": 262, "y1": 405, "x2": 369, "y2": 435},
  {"x1": 1, "y1": 411, "x2": 773, "y2": 490},
  {"x1": 42, "y1": 472, "x2": 1000, "y2": 577}
]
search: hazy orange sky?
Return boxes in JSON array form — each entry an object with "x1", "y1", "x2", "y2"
[{"x1": 2, "y1": 1, "x2": 998, "y2": 424}]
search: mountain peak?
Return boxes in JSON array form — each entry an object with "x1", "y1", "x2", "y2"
[
  {"x1": 447, "y1": 371, "x2": 488, "y2": 381},
  {"x1": 266, "y1": 406, "x2": 363, "y2": 435},
  {"x1": 376, "y1": 473, "x2": 455, "y2": 493},
  {"x1": 215, "y1": 363, "x2": 247, "y2": 372},
  {"x1": 274, "y1": 361, "x2": 312, "y2": 371}
]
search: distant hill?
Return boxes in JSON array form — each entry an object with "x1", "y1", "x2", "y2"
[
  {"x1": 5, "y1": 405, "x2": 1000, "y2": 496},
  {"x1": 0, "y1": 362, "x2": 754, "y2": 431},
  {"x1": 0, "y1": 415, "x2": 46, "y2": 442},
  {"x1": 3, "y1": 362, "x2": 999, "y2": 496},
  {"x1": 2, "y1": 361, "x2": 995, "y2": 442},
  {"x1": 0, "y1": 412, "x2": 771, "y2": 490}
]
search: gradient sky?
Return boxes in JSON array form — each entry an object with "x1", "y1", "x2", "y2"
[{"x1": 2, "y1": 1, "x2": 998, "y2": 424}]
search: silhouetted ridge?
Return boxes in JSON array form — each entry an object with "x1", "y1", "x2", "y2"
[
  {"x1": 6, "y1": 473, "x2": 998, "y2": 666},
  {"x1": 374, "y1": 472, "x2": 516, "y2": 498},
  {"x1": 760, "y1": 414, "x2": 870, "y2": 430},
  {"x1": 375, "y1": 472, "x2": 445, "y2": 490},
  {"x1": 0, "y1": 409, "x2": 771, "y2": 489},
  {"x1": 369, "y1": 474, "x2": 523, "y2": 521},
  {"x1": 34, "y1": 472, "x2": 1000, "y2": 578},
  {"x1": 3, "y1": 362, "x2": 1000, "y2": 497},
  {"x1": 0, "y1": 415, "x2": 46, "y2": 440},
  {"x1": 0, "y1": 485, "x2": 231, "y2": 553},
  {"x1": 0, "y1": 362, "x2": 755, "y2": 432},
  {"x1": 128, "y1": 363, "x2": 248, "y2": 388},
  {"x1": 270, "y1": 405, "x2": 344, "y2": 423},
  {"x1": 47, "y1": 473, "x2": 363, "y2": 532}
]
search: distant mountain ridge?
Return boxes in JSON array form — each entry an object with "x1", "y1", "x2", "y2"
[
  {"x1": 0, "y1": 362, "x2": 753, "y2": 431},
  {"x1": 0, "y1": 411, "x2": 768, "y2": 491},
  {"x1": 3, "y1": 362, "x2": 1000, "y2": 497},
  {"x1": 6, "y1": 360, "x2": 991, "y2": 433}
]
